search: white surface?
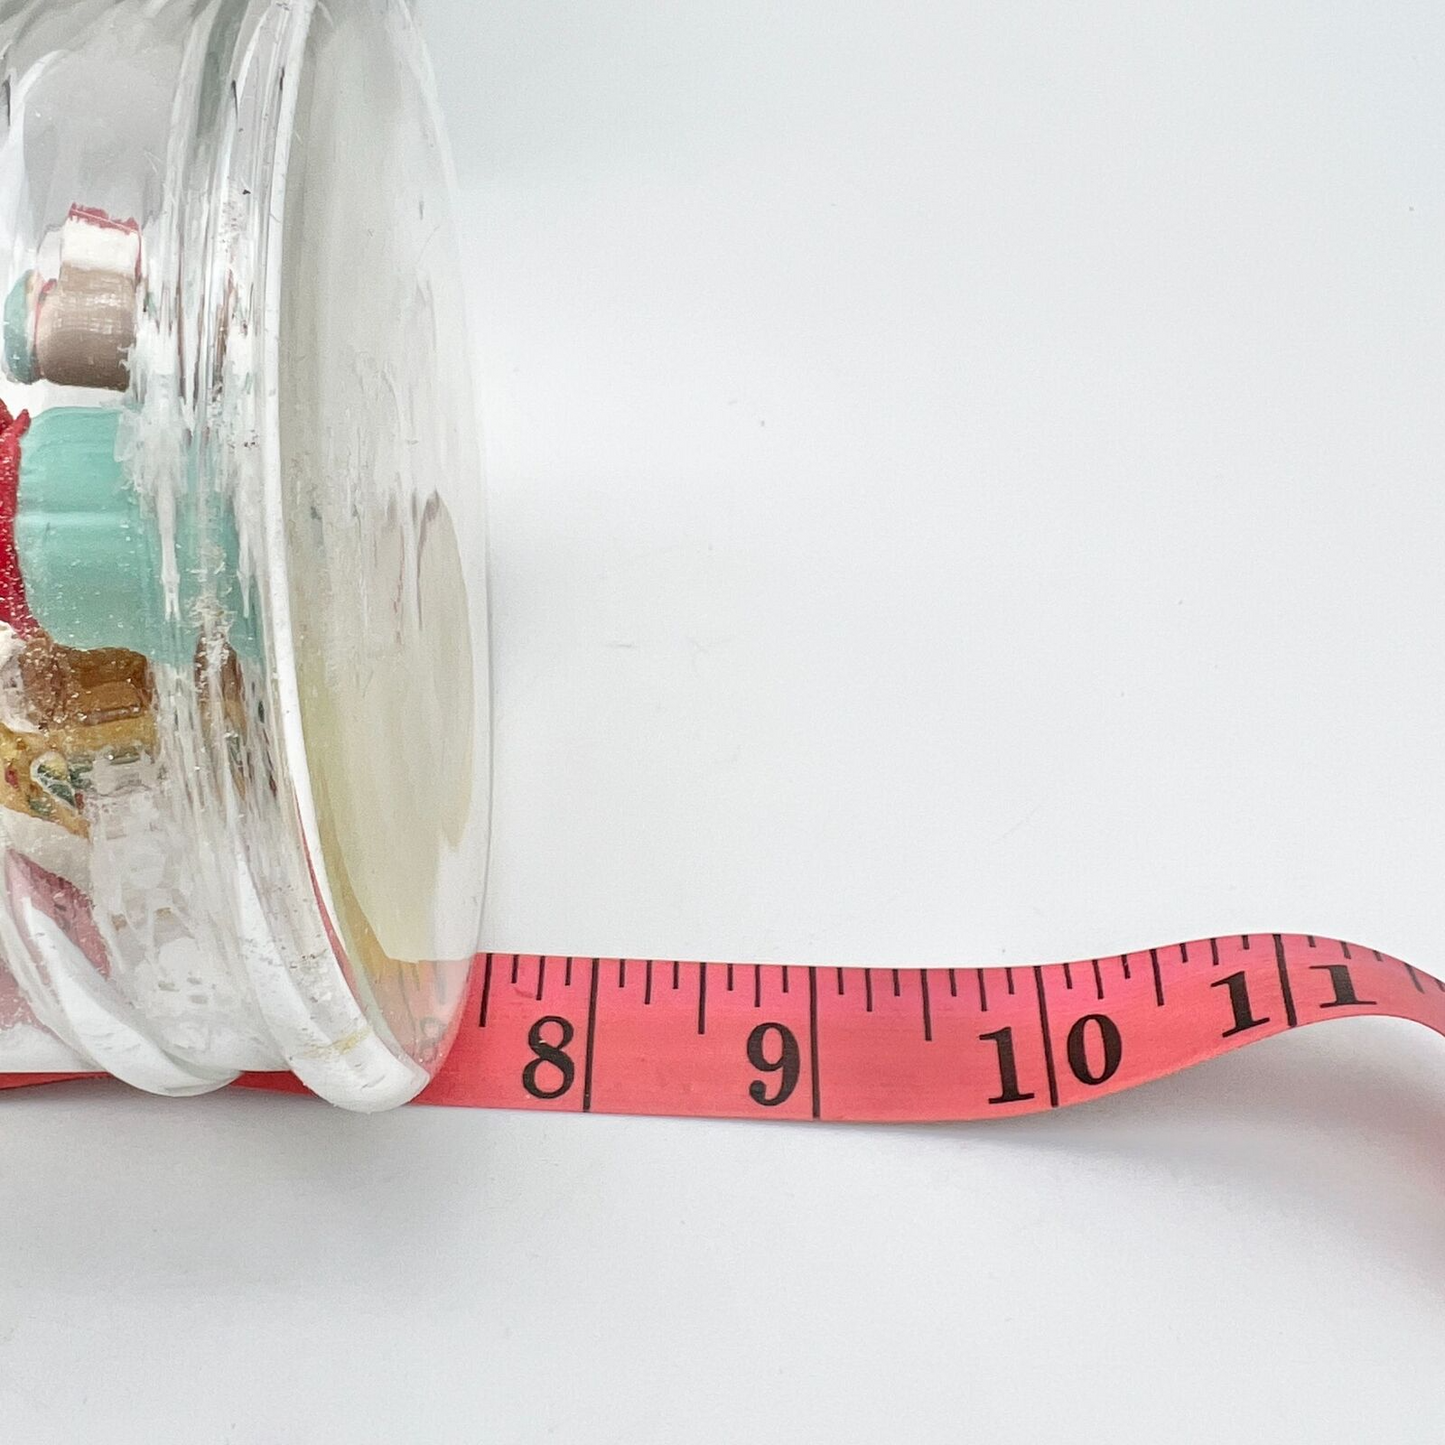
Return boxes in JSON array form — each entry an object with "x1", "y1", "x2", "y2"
[{"x1": 4, "y1": 1, "x2": 1445, "y2": 1440}]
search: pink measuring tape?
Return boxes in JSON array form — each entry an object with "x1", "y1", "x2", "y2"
[{"x1": 7, "y1": 932, "x2": 1436, "y2": 1118}]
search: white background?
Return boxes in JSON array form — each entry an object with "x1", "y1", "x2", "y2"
[{"x1": 4, "y1": 1, "x2": 1445, "y2": 1440}]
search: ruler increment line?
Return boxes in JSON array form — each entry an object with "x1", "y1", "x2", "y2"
[
  {"x1": 478, "y1": 953, "x2": 493, "y2": 1027},
  {"x1": 808, "y1": 968, "x2": 822, "y2": 1120},
  {"x1": 1272, "y1": 934, "x2": 1299, "y2": 1028},
  {"x1": 1034, "y1": 968, "x2": 1060, "y2": 1108},
  {"x1": 582, "y1": 959, "x2": 600, "y2": 1112}
]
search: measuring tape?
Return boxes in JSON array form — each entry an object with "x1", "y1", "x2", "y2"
[{"x1": 152, "y1": 932, "x2": 1442, "y2": 1119}]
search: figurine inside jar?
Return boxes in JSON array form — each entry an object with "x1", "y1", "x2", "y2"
[{"x1": 0, "y1": 202, "x2": 272, "y2": 1089}]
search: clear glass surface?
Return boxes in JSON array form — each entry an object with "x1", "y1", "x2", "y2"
[{"x1": 0, "y1": 0, "x2": 489, "y2": 1108}]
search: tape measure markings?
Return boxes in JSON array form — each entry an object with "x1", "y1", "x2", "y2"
[{"x1": 384, "y1": 932, "x2": 1445, "y2": 1121}]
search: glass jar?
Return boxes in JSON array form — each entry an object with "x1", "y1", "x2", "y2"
[{"x1": 0, "y1": 0, "x2": 489, "y2": 1109}]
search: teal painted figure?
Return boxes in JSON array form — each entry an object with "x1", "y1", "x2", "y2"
[
  {"x1": 3, "y1": 272, "x2": 39, "y2": 385},
  {"x1": 9, "y1": 407, "x2": 257, "y2": 669}
]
